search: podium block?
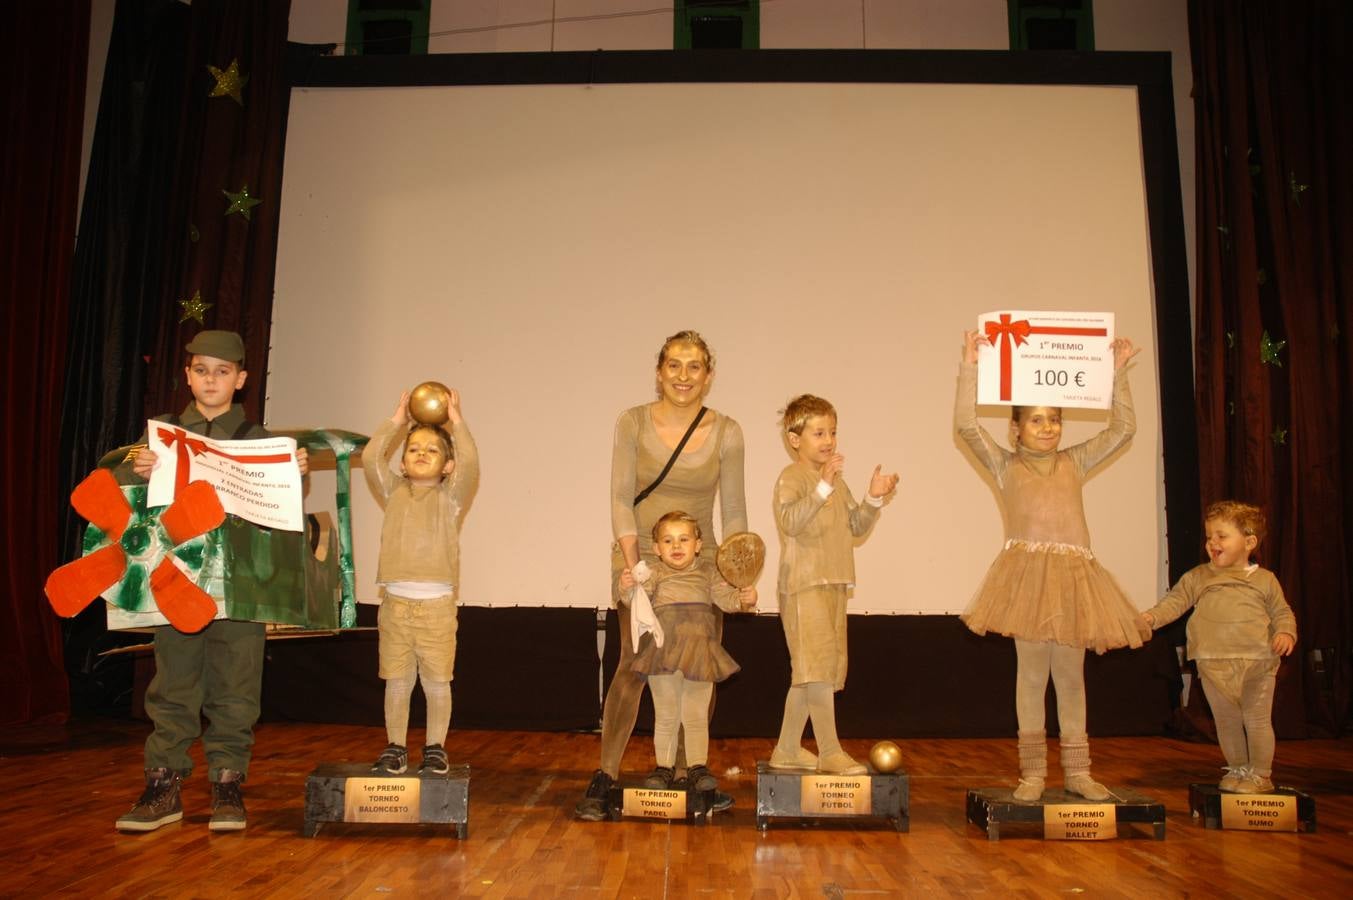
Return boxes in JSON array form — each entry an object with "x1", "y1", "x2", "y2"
[
  {"x1": 1188, "y1": 783, "x2": 1315, "y2": 832},
  {"x1": 966, "y1": 786, "x2": 1164, "y2": 841},
  {"x1": 303, "y1": 763, "x2": 469, "y2": 838},
  {"x1": 755, "y1": 762, "x2": 909, "y2": 832},
  {"x1": 605, "y1": 781, "x2": 718, "y2": 824}
]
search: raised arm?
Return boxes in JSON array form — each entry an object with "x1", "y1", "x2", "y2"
[
  {"x1": 441, "y1": 389, "x2": 479, "y2": 515},
  {"x1": 954, "y1": 333, "x2": 1011, "y2": 483},
  {"x1": 845, "y1": 479, "x2": 882, "y2": 537},
  {"x1": 1067, "y1": 338, "x2": 1139, "y2": 475},
  {"x1": 443, "y1": 418, "x2": 480, "y2": 517},
  {"x1": 361, "y1": 401, "x2": 407, "y2": 504}
]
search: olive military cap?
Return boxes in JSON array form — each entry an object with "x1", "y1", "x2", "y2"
[{"x1": 185, "y1": 329, "x2": 245, "y2": 363}]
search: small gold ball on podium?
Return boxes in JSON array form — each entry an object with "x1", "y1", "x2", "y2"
[
  {"x1": 408, "y1": 381, "x2": 452, "y2": 425},
  {"x1": 869, "y1": 740, "x2": 902, "y2": 773}
]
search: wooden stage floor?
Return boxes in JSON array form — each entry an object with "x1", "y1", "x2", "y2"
[{"x1": 2, "y1": 719, "x2": 1350, "y2": 897}]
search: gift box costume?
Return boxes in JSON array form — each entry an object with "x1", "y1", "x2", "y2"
[{"x1": 129, "y1": 402, "x2": 271, "y2": 784}]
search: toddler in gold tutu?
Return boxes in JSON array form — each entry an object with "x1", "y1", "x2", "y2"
[
  {"x1": 955, "y1": 329, "x2": 1145, "y2": 801},
  {"x1": 619, "y1": 511, "x2": 756, "y2": 793}
]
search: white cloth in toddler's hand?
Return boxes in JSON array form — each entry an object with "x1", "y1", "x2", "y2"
[{"x1": 628, "y1": 560, "x2": 664, "y2": 652}]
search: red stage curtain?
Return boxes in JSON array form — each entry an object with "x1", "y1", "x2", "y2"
[
  {"x1": 1190, "y1": 0, "x2": 1353, "y2": 735},
  {"x1": 1, "y1": 2, "x2": 91, "y2": 724}
]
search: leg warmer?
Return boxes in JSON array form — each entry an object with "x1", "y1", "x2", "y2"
[
  {"x1": 1060, "y1": 734, "x2": 1111, "y2": 800},
  {"x1": 1017, "y1": 729, "x2": 1048, "y2": 779}
]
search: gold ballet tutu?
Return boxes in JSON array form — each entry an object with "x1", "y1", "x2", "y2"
[
  {"x1": 960, "y1": 540, "x2": 1147, "y2": 654},
  {"x1": 632, "y1": 604, "x2": 740, "y2": 682}
]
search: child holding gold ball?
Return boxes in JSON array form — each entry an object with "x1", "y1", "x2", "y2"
[{"x1": 362, "y1": 385, "x2": 479, "y2": 776}]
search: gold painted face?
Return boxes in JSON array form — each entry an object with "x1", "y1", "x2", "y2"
[
  {"x1": 788, "y1": 415, "x2": 837, "y2": 466},
  {"x1": 656, "y1": 342, "x2": 712, "y2": 407},
  {"x1": 654, "y1": 521, "x2": 702, "y2": 570},
  {"x1": 1014, "y1": 406, "x2": 1062, "y2": 451},
  {"x1": 401, "y1": 427, "x2": 453, "y2": 485}
]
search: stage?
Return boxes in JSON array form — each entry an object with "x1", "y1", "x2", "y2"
[{"x1": 3, "y1": 720, "x2": 1349, "y2": 896}]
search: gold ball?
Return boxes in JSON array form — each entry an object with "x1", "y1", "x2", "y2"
[
  {"x1": 869, "y1": 740, "x2": 902, "y2": 773},
  {"x1": 408, "y1": 381, "x2": 452, "y2": 425}
]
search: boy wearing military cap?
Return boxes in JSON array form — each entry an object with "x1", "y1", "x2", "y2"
[{"x1": 114, "y1": 329, "x2": 308, "y2": 833}]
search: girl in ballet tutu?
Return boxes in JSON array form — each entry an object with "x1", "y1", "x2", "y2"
[{"x1": 955, "y1": 329, "x2": 1147, "y2": 801}]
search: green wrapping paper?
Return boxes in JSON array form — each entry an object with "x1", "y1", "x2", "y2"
[
  {"x1": 277, "y1": 428, "x2": 368, "y2": 628},
  {"x1": 90, "y1": 484, "x2": 341, "y2": 630},
  {"x1": 94, "y1": 427, "x2": 368, "y2": 631}
]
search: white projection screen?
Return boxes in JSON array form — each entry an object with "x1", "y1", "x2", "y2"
[{"x1": 268, "y1": 70, "x2": 1177, "y2": 616}]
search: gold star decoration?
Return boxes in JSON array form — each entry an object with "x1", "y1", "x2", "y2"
[
  {"x1": 1289, "y1": 171, "x2": 1309, "y2": 206},
  {"x1": 179, "y1": 290, "x2": 212, "y2": 324},
  {"x1": 1270, "y1": 426, "x2": 1287, "y2": 446},
  {"x1": 1260, "y1": 330, "x2": 1286, "y2": 367},
  {"x1": 207, "y1": 58, "x2": 248, "y2": 106},
  {"x1": 223, "y1": 185, "x2": 262, "y2": 221}
]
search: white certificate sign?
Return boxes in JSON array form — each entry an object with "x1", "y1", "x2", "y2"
[
  {"x1": 976, "y1": 311, "x2": 1115, "y2": 409},
  {"x1": 146, "y1": 421, "x2": 304, "y2": 531}
]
